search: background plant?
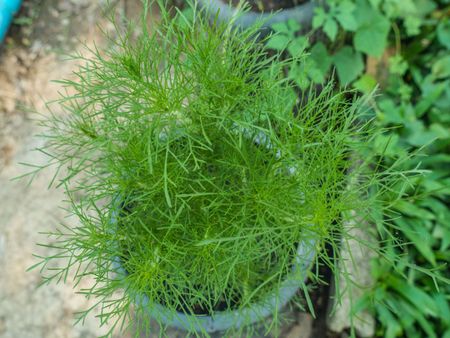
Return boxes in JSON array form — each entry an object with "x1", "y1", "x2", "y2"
[{"x1": 267, "y1": 1, "x2": 450, "y2": 337}]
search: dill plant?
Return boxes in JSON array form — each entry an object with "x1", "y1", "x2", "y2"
[{"x1": 26, "y1": 1, "x2": 420, "y2": 337}]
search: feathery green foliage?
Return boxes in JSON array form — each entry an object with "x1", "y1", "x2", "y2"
[{"x1": 26, "y1": 2, "x2": 421, "y2": 337}]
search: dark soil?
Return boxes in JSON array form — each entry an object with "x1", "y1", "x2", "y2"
[{"x1": 228, "y1": 0, "x2": 309, "y2": 12}]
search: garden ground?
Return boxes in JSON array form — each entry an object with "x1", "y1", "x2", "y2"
[{"x1": 0, "y1": 1, "x2": 132, "y2": 337}]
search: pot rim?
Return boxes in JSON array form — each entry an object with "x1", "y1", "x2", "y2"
[
  {"x1": 140, "y1": 239, "x2": 315, "y2": 332},
  {"x1": 113, "y1": 230, "x2": 316, "y2": 333},
  {"x1": 197, "y1": 0, "x2": 316, "y2": 30}
]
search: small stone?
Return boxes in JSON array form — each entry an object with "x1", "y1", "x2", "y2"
[
  {"x1": 0, "y1": 140, "x2": 16, "y2": 167},
  {"x1": 286, "y1": 313, "x2": 313, "y2": 338},
  {"x1": 49, "y1": 8, "x2": 60, "y2": 18}
]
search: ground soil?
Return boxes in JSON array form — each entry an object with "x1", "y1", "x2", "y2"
[
  {"x1": 0, "y1": 1, "x2": 140, "y2": 337},
  {"x1": 228, "y1": 0, "x2": 309, "y2": 12}
]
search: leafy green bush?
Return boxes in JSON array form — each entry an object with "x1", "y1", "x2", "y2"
[
  {"x1": 268, "y1": 0, "x2": 446, "y2": 87},
  {"x1": 366, "y1": 5, "x2": 450, "y2": 338},
  {"x1": 23, "y1": 2, "x2": 420, "y2": 337},
  {"x1": 268, "y1": 1, "x2": 450, "y2": 337}
]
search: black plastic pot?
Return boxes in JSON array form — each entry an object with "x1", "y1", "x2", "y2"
[{"x1": 197, "y1": 0, "x2": 316, "y2": 31}]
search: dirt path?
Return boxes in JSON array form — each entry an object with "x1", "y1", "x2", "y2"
[{"x1": 0, "y1": 1, "x2": 134, "y2": 337}]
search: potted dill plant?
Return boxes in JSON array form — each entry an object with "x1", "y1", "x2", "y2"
[{"x1": 26, "y1": 1, "x2": 417, "y2": 337}]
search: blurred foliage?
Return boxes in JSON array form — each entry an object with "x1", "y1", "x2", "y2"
[{"x1": 267, "y1": 0, "x2": 449, "y2": 337}]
